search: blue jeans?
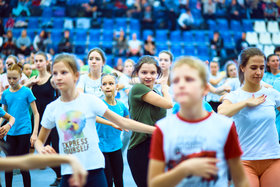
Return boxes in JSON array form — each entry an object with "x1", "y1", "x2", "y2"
[{"x1": 61, "y1": 168, "x2": 108, "y2": 187}]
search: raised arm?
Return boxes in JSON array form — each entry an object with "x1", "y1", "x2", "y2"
[
  {"x1": 103, "y1": 109, "x2": 155, "y2": 134},
  {"x1": 142, "y1": 85, "x2": 173, "y2": 109},
  {"x1": 218, "y1": 95, "x2": 266, "y2": 117}
]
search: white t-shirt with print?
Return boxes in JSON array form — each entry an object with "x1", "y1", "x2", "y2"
[
  {"x1": 41, "y1": 93, "x2": 108, "y2": 175},
  {"x1": 76, "y1": 74, "x2": 104, "y2": 99},
  {"x1": 224, "y1": 87, "x2": 280, "y2": 160}
]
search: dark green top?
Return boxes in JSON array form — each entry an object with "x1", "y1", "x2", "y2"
[{"x1": 128, "y1": 83, "x2": 166, "y2": 149}]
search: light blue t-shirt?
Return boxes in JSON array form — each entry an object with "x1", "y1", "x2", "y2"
[
  {"x1": 1, "y1": 86, "x2": 36, "y2": 136},
  {"x1": 0, "y1": 107, "x2": 6, "y2": 118},
  {"x1": 262, "y1": 72, "x2": 280, "y2": 86},
  {"x1": 273, "y1": 78, "x2": 280, "y2": 141},
  {"x1": 172, "y1": 101, "x2": 213, "y2": 114},
  {"x1": 96, "y1": 99, "x2": 129, "y2": 153}
]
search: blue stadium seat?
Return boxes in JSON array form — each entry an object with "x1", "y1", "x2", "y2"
[
  {"x1": 12, "y1": 28, "x2": 22, "y2": 38},
  {"x1": 221, "y1": 32, "x2": 234, "y2": 49},
  {"x1": 103, "y1": 18, "x2": 114, "y2": 31},
  {"x1": 52, "y1": 18, "x2": 64, "y2": 29},
  {"x1": 115, "y1": 18, "x2": 127, "y2": 31},
  {"x1": 89, "y1": 29, "x2": 101, "y2": 46},
  {"x1": 207, "y1": 19, "x2": 217, "y2": 31},
  {"x1": 42, "y1": 7, "x2": 52, "y2": 18},
  {"x1": 193, "y1": 30, "x2": 207, "y2": 45},
  {"x1": 234, "y1": 31, "x2": 242, "y2": 42},
  {"x1": 129, "y1": 18, "x2": 140, "y2": 32},
  {"x1": 170, "y1": 30, "x2": 182, "y2": 44},
  {"x1": 156, "y1": 44, "x2": 169, "y2": 55},
  {"x1": 217, "y1": 19, "x2": 229, "y2": 32},
  {"x1": 142, "y1": 30, "x2": 154, "y2": 40},
  {"x1": 155, "y1": 30, "x2": 168, "y2": 45},
  {"x1": 52, "y1": 6, "x2": 65, "y2": 17},
  {"x1": 74, "y1": 29, "x2": 88, "y2": 45},
  {"x1": 171, "y1": 45, "x2": 182, "y2": 57},
  {"x1": 102, "y1": 30, "x2": 113, "y2": 48},
  {"x1": 183, "y1": 31, "x2": 194, "y2": 44},
  {"x1": 27, "y1": 17, "x2": 39, "y2": 29},
  {"x1": 26, "y1": 29, "x2": 36, "y2": 40},
  {"x1": 230, "y1": 20, "x2": 242, "y2": 32},
  {"x1": 106, "y1": 55, "x2": 114, "y2": 67},
  {"x1": 74, "y1": 44, "x2": 86, "y2": 54},
  {"x1": 242, "y1": 20, "x2": 254, "y2": 32},
  {"x1": 51, "y1": 29, "x2": 63, "y2": 44},
  {"x1": 197, "y1": 45, "x2": 209, "y2": 60},
  {"x1": 184, "y1": 45, "x2": 195, "y2": 56}
]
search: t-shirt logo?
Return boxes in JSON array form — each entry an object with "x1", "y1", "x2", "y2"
[{"x1": 58, "y1": 111, "x2": 86, "y2": 141}]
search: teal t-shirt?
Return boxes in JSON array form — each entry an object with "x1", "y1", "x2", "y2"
[
  {"x1": 172, "y1": 101, "x2": 213, "y2": 114},
  {"x1": 96, "y1": 99, "x2": 129, "y2": 152},
  {"x1": 128, "y1": 83, "x2": 166, "y2": 149},
  {"x1": 1, "y1": 86, "x2": 36, "y2": 135}
]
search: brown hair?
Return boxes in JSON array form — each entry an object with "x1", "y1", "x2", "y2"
[
  {"x1": 5, "y1": 55, "x2": 19, "y2": 67},
  {"x1": 8, "y1": 62, "x2": 23, "y2": 75},
  {"x1": 172, "y1": 56, "x2": 208, "y2": 87},
  {"x1": 52, "y1": 53, "x2": 79, "y2": 74},
  {"x1": 131, "y1": 55, "x2": 162, "y2": 79},
  {"x1": 34, "y1": 51, "x2": 51, "y2": 73},
  {"x1": 87, "y1": 47, "x2": 106, "y2": 63},
  {"x1": 159, "y1": 50, "x2": 174, "y2": 62},
  {"x1": 238, "y1": 47, "x2": 265, "y2": 84},
  {"x1": 266, "y1": 54, "x2": 278, "y2": 73}
]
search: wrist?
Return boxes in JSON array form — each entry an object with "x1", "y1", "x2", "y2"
[{"x1": 7, "y1": 123, "x2": 12, "y2": 129}]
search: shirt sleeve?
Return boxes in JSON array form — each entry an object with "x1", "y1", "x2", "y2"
[
  {"x1": 41, "y1": 103, "x2": 56, "y2": 129},
  {"x1": 76, "y1": 75, "x2": 85, "y2": 90},
  {"x1": 224, "y1": 122, "x2": 243, "y2": 160},
  {"x1": 149, "y1": 125, "x2": 165, "y2": 161},
  {"x1": 270, "y1": 88, "x2": 280, "y2": 108},
  {"x1": 0, "y1": 107, "x2": 6, "y2": 117},
  {"x1": 121, "y1": 102, "x2": 129, "y2": 117},
  {"x1": 91, "y1": 95, "x2": 108, "y2": 116},
  {"x1": 0, "y1": 91, "x2": 6, "y2": 105},
  {"x1": 223, "y1": 91, "x2": 236, "y2": 103},
  {"x1": 130, "y1": 84, "x2": 151, "y2": 102},
  {"x1": 26, "y1": 87, "x2": 36, "y2": 103}
]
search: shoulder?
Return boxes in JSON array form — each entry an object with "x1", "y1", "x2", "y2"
[
  {"x1": 132, "y1": 83, "x2": 150, "y2": 90},
  {"x1": 156, "y1": 115, "x2": 177, "y2": 129}
]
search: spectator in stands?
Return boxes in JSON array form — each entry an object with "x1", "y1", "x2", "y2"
[
  {"x1": 58, "y1": 30, "x2": 73, "y2": 53},
  {"x1": 179, "y1": 0, "x2": 189, "y2": 10},
  {"x1": 114, "y1": 57, "x2": 124, "y2": 72},
  {"x1": 160, "y1": 0, "x2": 178, "y2": 31},
  {"x1": 263, "y1": 0, "x2": 278, "y2": 20},
  {"x1": 33, "y1": 30, "x2": 51, "y2": 52},
  {"x1": 113, "y1": 29, "x2": 128, "y2": 57},
  {"x1": 144, "y1": 35, "x2": 155, "y2": 56},
  {"x1": 2, "y1": 30, "x2": 16, "y2": 57},
  {"x1": 12, "y1": 0, "x2": 31, "y2": 17},
  {"x1": 128, "y1": 33, "x2": 142, "y2": 57},
  {"x1": 210, "y1": 31, "x2": 225, "y2": 59},
  {"x1": 227, "y1": 0, "x2": 243, "y2": 20},
  {"x1": 82, "y1": 0, "x2": 99, "y2": 19},
  {"x1": 16, "y1": 29, "x2": 31, "y2": 56},
  {"x1": 126, "y1": 0, "x2": 141, "y2": 18},
  {"x1": 177, "y1": 7, "x2": 194, "y2": 31},
  {"x1": 203, "y1": 0, "x2": 217, "y2": 20},
  {"x1": 235, "y1": 32, "x2": 249, "y2": 55},
  {"x1": 140, "y1": 5, "x2": 155, "y2": 31},
  {"x1": 274, "y1": 47, "x2": 280, "y2": 57},
  {"x1": 0, "y1": 18, "x2": 4, "y2": 53},
  {"x1": 0, "y1": 0, "x2": 11, "y2": 17}
]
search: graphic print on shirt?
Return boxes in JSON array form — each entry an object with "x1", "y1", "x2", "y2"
[
  {"x1": 167, "y1": 136, "x2": 218, "y2": 186},
  {"x1": 58, "y1": 110, "x2": 89, "y2": 154}
]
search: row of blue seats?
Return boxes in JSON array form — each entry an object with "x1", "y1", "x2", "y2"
[{"x1": 10, "y1": 28, "x2": 242, "y2": 50}]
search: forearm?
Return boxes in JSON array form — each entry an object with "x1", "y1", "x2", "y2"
[
  {"x1": 150, "y1": 165, "x2": 189, "y2": 187},
  {"x1": 32, "y1": 112, "x2": 40, "y2": 135},
  {"x1": 96, "y1": 116, "x2": 113, "y2": 126},
  {"x1": 0, "y1": 154, "x2": 70, "y2": 171},
  {"x1": 218, "y1": 101, "x2": 247, "y2": 117}
]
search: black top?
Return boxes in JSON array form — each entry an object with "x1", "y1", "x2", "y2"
[{"x1": 32, "y1": 77, "x2": 56, "y2": 119}]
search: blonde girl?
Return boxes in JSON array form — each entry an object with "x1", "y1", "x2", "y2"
[
  {"x1": 1, "y1": 62, "x2": 39, "y2": 187},
  {"x1": 35, "y1": 53, "x2": 154, "y2": 187}
]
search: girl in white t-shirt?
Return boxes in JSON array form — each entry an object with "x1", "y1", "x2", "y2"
[
  {"x1": 219, "y1": 47, "x2": 280, "y2": 187},
  {"x1": 148, "y1": 57, "x2": 249, "y2": 187},
  {"x1": 35, "y1": 53, "x2": 155, "y2": 187}
]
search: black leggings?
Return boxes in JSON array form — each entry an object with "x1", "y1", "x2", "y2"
[
  {"x1": 103, "y1": 149, "x2": 123, "y2": 187},
  {"x1": 127, "y1": 138, "x2": 151, "y2": 187},
  {"x1": 45, "y1": 127, "x2": 61, "y2": 178},
  {"x1": 5, "y1": 134, "x2": 31, "y2": 187}
]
